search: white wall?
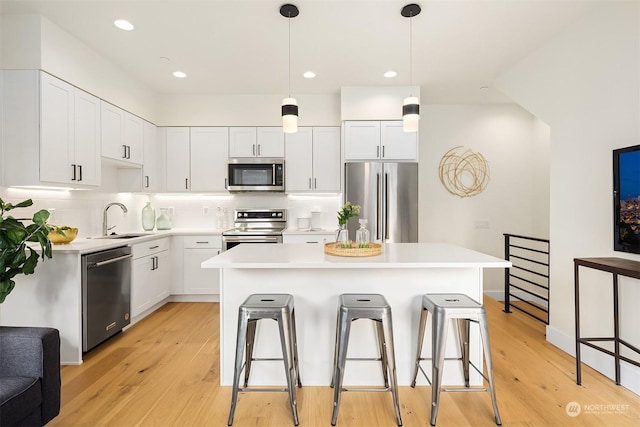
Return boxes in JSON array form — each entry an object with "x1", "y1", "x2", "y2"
[
  {"x1": 495, "y1": 1, "x2": 640, "y2": 393},
  {"x1": 418, "y1": 104, "x2": 548, "y2": 291}
]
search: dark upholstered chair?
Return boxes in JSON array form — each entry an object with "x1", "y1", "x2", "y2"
[{"x1": 0, "y1": 327, "x2": 61, "y2": 426}]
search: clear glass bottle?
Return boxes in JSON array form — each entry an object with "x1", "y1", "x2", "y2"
[
  {"x1": 336, "y1": 224, "x2": 349, "y2": 245},
  {"x1": 356, "y1": 219, "x2": 370, "y2": 247},
  {"x1": 156, "y1": 208, "x2": 172, "y2": 230},
  {"x1": 141, "y1": 202, "x2": 155, "y2": 231}
]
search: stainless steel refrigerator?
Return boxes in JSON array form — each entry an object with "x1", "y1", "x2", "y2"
[{"x1": 345, "y1": 162, "x2": 418, "y2": 242}]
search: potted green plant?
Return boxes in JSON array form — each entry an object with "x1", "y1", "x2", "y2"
[{"x1": 0, "y1": 198, "x2": 53, "y2": 303}]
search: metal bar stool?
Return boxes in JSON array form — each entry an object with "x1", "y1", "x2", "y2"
[
  {"x1": 330, "y1": 293, "x2": 402, "y2": 426},
  {"x1": 228, "y1": 294, "x2": 302, "y2": 426},
  {"x1": 410, "y1": 293, "x2": 501, "y2": 426}
]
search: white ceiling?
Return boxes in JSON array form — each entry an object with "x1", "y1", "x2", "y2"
[{"x1": 1, "y1": 0, "x2": 601, "y2": 103}]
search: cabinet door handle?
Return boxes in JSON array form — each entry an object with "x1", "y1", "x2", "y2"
[
  {"x1": 196, "y1": 241, "x2": 209, "y2": 244},
  {"x1": 252, "y1": 144, "x2": 256, "y2": 156},
  {"x1": 377, "y1": 146, "x2": 380, "y2": 158},
  {"x1": 145, "y1": 175, "x2": 150, "y2": 188},
  {"x1": 122, "y1": 145, "x2": 127, "y2": 159},
  {"x1": 71, "y1": 164, "x2": 77, "y2": 181},
  {"x1": 224, "y1": 178, "x2": 227, "y2": 189},
  {"x1": 127, "y1": 145, "x2": 131, "y2": 159},
  {"x1": 149, "y1": 245, "x2": 160, "y2": 249},
  {"x1": 77, "y1": 165, "x2": 83, "y2": 181},
  {"x1": 314, "y1": 178, "x2": 317, "y2": 189},
  {"x1": 382, "y1": 145, "x2": 385, "y2": 158},
  {"x1": 309, "y1": 178, "x2": 312, "y2": 189},
  {"x1": 257, "y1": 144, "x2": 261, "y2": 156},
  {"x1": 185, "y1": 178, "x2": 189, "y2": 190}
]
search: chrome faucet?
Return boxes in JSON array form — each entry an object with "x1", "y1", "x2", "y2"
[{"x1": 103, "y1": 202, "x2": 128, "y2": 236}]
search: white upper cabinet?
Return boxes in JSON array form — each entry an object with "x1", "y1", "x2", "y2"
[
  {"x1": 164, "y1": 127, "x2": 229, "y2": 192},
  {"x1": 101, "y1": 101, "x2": 143, "y2": 165},
  {"x1": 344, "y1": 120, "x2": 417, "y2": 161},
  {"x1": 190, "y1": 127, "x2": 229, "y2": 192},
  {"x1": 229, "y1": 127, "x2": 284, "y2": 158},
  {"x1": 0, "y1": 70, "x2": 100, "y2": 187},
  {"x1": 286, "y1": 127, "x2": 340, "y2": 193},
  {"x1": 165, "y1": 127, "x2": 191, "y2": 192},
  {"x1": 142, "y1": 121, "x2": 161, "y2": 192}
]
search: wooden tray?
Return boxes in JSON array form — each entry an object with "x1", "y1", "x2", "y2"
[{"x1": 324, "y1": 242, "x2": 382, "y2": 257}]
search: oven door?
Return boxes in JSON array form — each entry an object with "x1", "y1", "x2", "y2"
[
  {"x1": 227, "y1": 159, "x2": 284, "y2": 192},
  {"x1": 222, "y1": 235, "x2": 283, "y2": 251}
]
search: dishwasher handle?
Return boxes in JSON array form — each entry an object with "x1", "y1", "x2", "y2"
[{"x1": 89, "y1": 254, "x2": 132, "y2": 268}]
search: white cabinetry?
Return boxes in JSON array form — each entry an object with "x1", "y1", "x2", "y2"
[
  {"x1": 101, "y1": 101, "x2": 143, "y2": 165},
  {"x1": 344, "y1": 120, "x2": 417, "y2": 161},
  {"x1": 117, "y1": 120, "x2": 163, "y2": 192},
  {"x1": 229, "y1": 127, "x2": 284, "y2": 158},
  {"x1": 0, "y1": 70, "x2": 101, "y2": 187},
  {"x1": 286, "y1": 127, "x2": 340, "y2": 192},
  {"x1": 131, "y1": 238, "x2": 171, "y2": 318},
  {"x1": 183, "y1": 235, "x2": 222, "y2": 295},
  {"x1": 164, "y1": 127, "x2": 228, "y2": 192},
  {"x1": 283, "y1": 233, "x2": 335, "y2": 244}
]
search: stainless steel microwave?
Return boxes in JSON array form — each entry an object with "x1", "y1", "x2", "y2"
[{"x1": 227, "y1": 158, "x2": 285, "y2": 192}]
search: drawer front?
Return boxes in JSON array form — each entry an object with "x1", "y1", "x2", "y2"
[
  {"x1": 184, "y1": 235, "x2": 222, "y2": 249},
  {"x1": 283, "y1": 233, "x2": 334, "y2": 244},
  {"x1": 132, "y1": 237, "x2": 170, "y2": 259}
]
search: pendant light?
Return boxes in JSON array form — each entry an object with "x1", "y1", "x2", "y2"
[
  {"x1": 280, "y1": 4, "x2": 299, "y2": 134},
  {"x1": 401, "y1": 4, "x2": 421, "y2": 132}
]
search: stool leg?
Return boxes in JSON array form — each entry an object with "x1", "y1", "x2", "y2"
[
  {"x1": 228, "y1": 310, "x2": 249, "y2": 426},
  {"x1": 430, "y1": 310, "x2": 449, "y2": 426},
  {"x1": 381, "y1": 311, "x2": 403, "y2": 426},
  {"x1": 331, "y1": 309, "x2": 351, "y2": 426},
  {"x1": 376, "y1": 320, "x2": 390, "y2": 388},
  {"x1": 243, "y1": 319, "x2": 257, "y2": 387},
  {"x1": 279, "y1": 311, "x2": 300, "y2": 426},
  {"x1": 478, "y1": 310, "x2": 502, "y2": 426},
  {"x1": 411, "y1": 307, "x2": 428, "y2": 387},
  {"x1": 456, "y1": 318, "x2": 470, "y2": 387},
  {"x1": 330, "y1": 306, "x2": 341, "y2": 388},
  {"x1": 291, "y1": 308, "x2": 302, "y2": 387}
]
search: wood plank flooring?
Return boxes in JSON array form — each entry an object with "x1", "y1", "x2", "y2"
[{"x1": 53, "y1": 298, "x2": 640, "y2": 426}]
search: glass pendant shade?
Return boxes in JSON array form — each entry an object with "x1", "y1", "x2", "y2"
[
  {"x1": 403, "y1": 96, "x2": 420, "y2": 132},
  {"x1": 282, "y1": 97, "x2": 298, "y2": 133}
]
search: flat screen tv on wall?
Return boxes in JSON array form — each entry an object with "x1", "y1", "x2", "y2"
[{"x1": 613, "y1": 144, "x2": 640, "y2": 254}]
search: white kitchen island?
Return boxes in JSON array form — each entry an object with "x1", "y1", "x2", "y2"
[{"x1": 202, "y1": 242, "x2": 510, "y2": 387}]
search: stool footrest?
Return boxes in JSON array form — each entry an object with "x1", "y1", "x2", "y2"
[
  {"x1": 346, "y1": 357, "x2": 383, "y2": 362},
  {"x1": 237, "y1": 387, "x2": 289, "y2": 393},
  {"x1": 341, "y1": 386, "x2": 393, "y2": 393},
  {"x1": 249, "y1": 357, "x2": 285, "y2": 362},
  {"x1": 441, "y1": 387, "x2": 489, "y2": 393}
]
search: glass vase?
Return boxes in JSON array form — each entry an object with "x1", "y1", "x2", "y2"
[
  {"x1": 336, "y1": 224, "x2": 349, "y2": 245},
  {"x1": 141, "y1": 202, "x2": 155, "y2": 231}
]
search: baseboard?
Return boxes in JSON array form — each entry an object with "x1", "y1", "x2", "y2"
[
  {"x1": 546, "y1": 325, "x2": 640, "y2": 396},
  {"x1": 169, "y1": 294, "x2": 220, "y2": 303}
]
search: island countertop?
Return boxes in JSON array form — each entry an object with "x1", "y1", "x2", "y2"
[{"x1": 202, "y1": 242, "x2": 511, "y2": 269}]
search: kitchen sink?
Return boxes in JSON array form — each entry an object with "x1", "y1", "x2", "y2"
[{"x1": 97, "y1": 233, "x2": 156, "y2": 239}]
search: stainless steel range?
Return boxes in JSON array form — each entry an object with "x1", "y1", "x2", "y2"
[{"x1": 222, "y1": 208, "x2": 287, "y2": 251}]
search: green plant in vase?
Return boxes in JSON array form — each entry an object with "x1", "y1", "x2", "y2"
[
  {"x1": 336, "y1": 201, "x2": 360, "y2": 248},
  {"x1": 0, "y1": 198, "x2": 53, "y2": 303}
]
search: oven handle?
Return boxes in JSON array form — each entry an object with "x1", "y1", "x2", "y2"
[
  {"x1": 224, "y1": 237, "x2": 281, "y2": 243},
  {"x1": 89, "y1": 254, "x2": 132, "y2": 268}
]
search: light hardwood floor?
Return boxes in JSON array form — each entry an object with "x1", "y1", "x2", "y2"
[{"x1": 53, "y1": 298, "x2": 640, "y2": 426}]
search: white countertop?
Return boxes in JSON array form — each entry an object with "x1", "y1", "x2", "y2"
[
  {"x1": 282, "y1": 228, "x2": 335, "y2": 235},
  {"x1": 46, "y1": 228, "x2": 225, "y2": 254},
  {"x1": 202, "y1": 242, "x2": 511, "y2": 269}
]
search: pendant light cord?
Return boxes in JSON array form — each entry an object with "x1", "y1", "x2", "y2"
[
  {"x1": 409, "y1": 11, "x2": 413, "y2": 97},
  {"x1": 288, "y1": 11, "x2": 292, "y2": 98}
]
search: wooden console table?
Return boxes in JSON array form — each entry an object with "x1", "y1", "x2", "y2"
[{"x1": 574, "y1": 257, "x2": 640, "y2": 385}]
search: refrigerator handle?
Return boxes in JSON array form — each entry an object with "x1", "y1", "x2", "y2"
[
  {"x1": 384, "y1": 173, "x2": 390, "y2": 240},
  {"x1": 376, "y1": 172, "x2": 382, "y2": 240}
]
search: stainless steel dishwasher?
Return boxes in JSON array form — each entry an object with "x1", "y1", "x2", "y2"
[{"x1": 82, "y1": 246, "x2": 132, "y2": 352}]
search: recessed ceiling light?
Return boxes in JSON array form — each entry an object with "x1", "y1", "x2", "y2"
[
  {"x1": 303, "y1": 71, "x2": 316, "y2": 79},
  {"x1": 114, "y1": 19, "x2": 134, "y2": 31},
  {"x1": 480, "y1": 85, "x2": 489, "y2": 90},
  {"x1": 173, "y1": 71, "x2": 187, "y2": 78},
  {"x1": 159, "y1": 57, "x2": 170, "y2": 62},
  {"x1": 384, "y1": 71, "x2": 397, "y2": 78}
]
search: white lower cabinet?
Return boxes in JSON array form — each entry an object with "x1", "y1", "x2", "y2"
[
  {"x1": 283, "y1": 233, "x2": 335, "y2": 244},
  {"x1": 131, "y1": 238, "x2": 170, "y2": 318},
  {"x1": 183, "y1": 235, "x2": 222, "y2": 294}
]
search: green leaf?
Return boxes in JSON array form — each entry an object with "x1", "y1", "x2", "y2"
[
  {"x1": 22, "y1": 250, "x2": 40, "y2": 275},
  {"x1": 0, "y1": 279, "x2": 16, "y2": 303},
  {"x1": 32, "y1": 209, "x2": 50, "y2": 226}
]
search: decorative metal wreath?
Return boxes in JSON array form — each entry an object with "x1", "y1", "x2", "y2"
[{"x1": 438, "y1": 146, "x2": 490, "y2": 197}]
